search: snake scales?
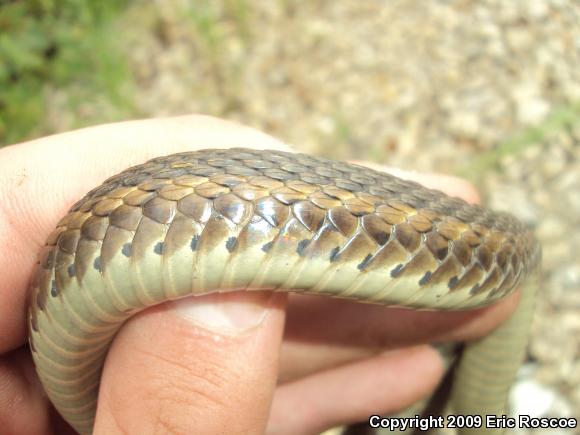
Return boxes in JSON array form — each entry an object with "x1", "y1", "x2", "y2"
[{"x1": 27, "y1": 148, "x2": 540, "y2": 434}]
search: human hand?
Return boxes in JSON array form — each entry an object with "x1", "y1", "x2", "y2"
[{"x1": 0, "y1": 115, "x2": 520, "y2": 434}]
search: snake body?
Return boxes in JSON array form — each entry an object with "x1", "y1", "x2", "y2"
[{"x1": 27, "y1": 148, "x2": 540, "y2": 434}]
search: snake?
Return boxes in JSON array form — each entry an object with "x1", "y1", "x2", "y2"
[{"x1": 27, "y1": 148, "x2": 541, "y2": 435}]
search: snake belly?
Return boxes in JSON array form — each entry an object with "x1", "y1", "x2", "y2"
[{"x1": 27, "y1": 148, "x2": 541, "y2": 434}]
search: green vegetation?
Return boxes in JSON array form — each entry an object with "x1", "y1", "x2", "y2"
[
  {"x1": 0, "y1": 0, "x2": 132, "y2": 146},
  {"x1": 188, "y1": 0, "x2": 252, "y2": 54},
  {"x1": 458, "y1": 102, "x2": 580, "y2": 180}
]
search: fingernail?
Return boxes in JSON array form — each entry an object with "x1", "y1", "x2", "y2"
[{"x1": 168, "y1": 291, "x2": 276, "y2": 335}]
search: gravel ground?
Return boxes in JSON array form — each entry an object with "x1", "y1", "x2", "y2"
[{"x1": 47, "y1": 0, "x2": 580, "y2": 432}]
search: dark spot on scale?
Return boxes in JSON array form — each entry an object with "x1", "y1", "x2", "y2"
[
  {"x1": 154, "y1": 242, "x2": 164, "y2": 255},
  {"x1": 419, "y1": 270, "x2": 432, "y2": 286},
  {"x1": 262, "y1": 241, "x2": 274, "y2": 253},
  {"x1": 190, "y1": 235, "x2": 200, "y2": 251},
  {"x1": 435, "y1": 247, "x2": 448, "y2": 261},
  {"x1": 329, "y1": 246, "x2": 340, "y2": 262},
  {"x1": 375, "y1": 231, "x2": 389, "y2": 246},
  {"x1": 226, "y1": 237, "x2": 237, "y2": 252},
  {"x1": 50, "y1": 280, "x2": 58, "y2": 297},
  {"x1": 67, "y1": 264, "x2": 76, "y2": 278},
  {"x1": 122, "y1": 243, "x2": 132, "y2": 257},
  {"x1": 357, "y1": 254, "x2": 373, "y2": 271},
  {"x1": 296, "y1": 239, "x2": 310, "y2": 257},
  {"x1": 470, "y1": 284, "x2": 480, "y2": 295},
  {"x1": 448, "y1": 275, "x2": 459, "y2": 290},
  {"x1": 93, "y1": 256, "x2": 101, "y2": 272},
  {"x1": 390, "y1": 263, "x2": 404, "y2": 278}
]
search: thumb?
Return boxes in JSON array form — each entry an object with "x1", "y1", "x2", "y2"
[{"x1": 93, "y1": 291, "x2": 287, "y2": 434}]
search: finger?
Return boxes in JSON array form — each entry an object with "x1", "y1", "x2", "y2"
[
  {"x1": 0, "y1": 115, "x2": 290, "y2": 353},
  {"x1": 94, "y1": 291, "x2": 286, "y2": 435},
  {"x1": 268, "y1": 346, "x2": 444, "y2": 435},
  {"x1": 279, "y1": 292, "x2": 519, "y2": 383},
  {"x1": 0, "y1": 347, "x2": 52, "y2": 435},
  {"x1": 277, "y1": 163, "x2": 518, "y2": 383}
]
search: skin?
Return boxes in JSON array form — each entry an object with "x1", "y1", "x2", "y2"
[{"x1": 0, "y1": 115, "x2": 520, "y2": 435}]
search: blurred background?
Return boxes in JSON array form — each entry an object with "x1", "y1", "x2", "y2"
[{"x1": 1, "y1": 0, "x2": 579, "y2": 431}]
